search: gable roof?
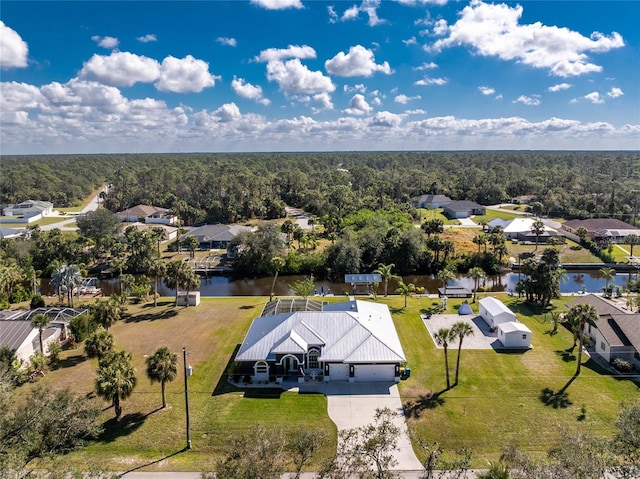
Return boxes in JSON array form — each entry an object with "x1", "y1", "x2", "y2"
[
  {"x1": 567, "y1": 294, "x2": 625, "y2": 316},
  {"x1": 185, "y1": 224, "x2": 252, "y2": 243},
  {"x1": 412, "y1": 194, "x2": 452, "y2": 205},
  {"x1": 499, "y1": 321, "x2": 531, "y2": 334},
  {"x1": 116, "y1": 204, "x2": 168, "y2": 217},
  {"x1": 236, "y1": 300, "x2": 405, "y2": 364},
  {"x1": 479, "y1": 297, "x2": 515, "y2": 317},
  {"x1": 0, "y1": 320, "x2": 35, "y2": 352},
  {"x1": 444, "y1": 200, "x2": 485, "y2": 212},
  {"x1": 610, "y1": 314, "x2": 640, "y2": 351},
  {"x1": 563, "y1": 218, "x2": 639, "y2": 232}
]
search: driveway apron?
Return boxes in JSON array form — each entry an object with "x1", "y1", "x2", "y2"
[{"x1": 324, "y1": 381, "x2": 423, "y2": 471}]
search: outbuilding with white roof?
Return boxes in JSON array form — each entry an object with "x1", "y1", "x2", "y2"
[
  {"x1": 497, "y1": 321, "x2": 532, "y2": 348},
  {"x1": 479, "y1": 297, "x2": 516, "y2": 329}
]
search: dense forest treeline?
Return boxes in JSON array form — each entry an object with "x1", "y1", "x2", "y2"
[{"x1": 2, "y1": 151, "x2": 639, "y2": 225}]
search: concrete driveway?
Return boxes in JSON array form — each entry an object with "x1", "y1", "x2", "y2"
[{"x1": 322, "y1": 381, "x2": 423, "y2": 472}]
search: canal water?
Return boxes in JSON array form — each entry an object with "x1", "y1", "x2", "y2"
[{"x1": 40, "y1": 271, "x2": 636, "y2": 297}]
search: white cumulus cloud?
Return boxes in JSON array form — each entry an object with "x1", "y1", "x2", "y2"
[
  {"x1": 514, "y1": 95, "x2": 541, "y2": 106},
  {"x1": 548, "y1": 83, "x2": 572, "y2": 92},
  {"x1": 0, "y1": 21, "x2": 29, "y2": 69},
  {"x1": 79, "y1": 52, "x2": 161, "y2": 87},
  {"x1": 155, "y1": 55, "x2": 217, "y2": 93},
  {"x1": 478, "y1": 86, "x2": 495, "y2": 95},
  {"x1": 217, "y1": 37, "x2": 237, "y2": 47},
  {"x1": 344, "y1": 94, "x2": 372, "y2": 115},
  {"x1": 371, "y1": 111, "x2": 403, "y2": 127},
  {"x1": 137, "y1": 34, "x2": 157, "y2": 43},
  {"x1": 607, "y1": 87, "x2": 623, "y2": 98},
  {"x1": 394, "y1": 94, "x2": 421, "y2": 104},
  {"x1": 231, "y1": 77, "x2": 270, "y2": 105},
  {"x1": 91, "y1": 35, "x2": 119, "y2": 49},
  {"x1": 431, "y1": 0, "x2": 624, "y2": 77},
  {"x1": 415, "y1": 76, "x2": 447, "y2": 86},
  {"x1": 214, "y1": 102, "x2": 242, "y2": 122},
  {"x1": 325, "y1": 45, "x2": 391, "y2": 77},
  {"x1": 255, "y1": 45, "x2": 316, "y2": 62},
  {"x1": 250, "y1": 0, "x2": 303, "y2": 9},
  {"x1": 339, "y1": 0, "x2": 385, "y2": 26},
  {"x1": 266, "y1": 59, "x2": 335, "y2": 95},
  {"x1": 584, "y1": 92, "x2": 604, "y2": 104},
  {"x1": 415, "y1": 62, "x2": 438, "y2": 70}
]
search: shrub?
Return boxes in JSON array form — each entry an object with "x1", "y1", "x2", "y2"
[
  {"x1": 30, "y1": 294, "x2": 46, "y2": 309},
  {"x1": 611, "y1": 357, "x2": 634, "y2": 373},
  {"x1": 69, "y1": 313, "x2": 97, "y2": 342}
]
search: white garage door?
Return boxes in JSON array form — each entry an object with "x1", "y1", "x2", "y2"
[
  {"x1": 354, "y1": 364, "x2": 395, "y2": 382},
  {"x1": 328, "y1": 363, "x2": 349, "y2": 380}
]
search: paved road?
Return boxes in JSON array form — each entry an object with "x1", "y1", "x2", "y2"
[{"x1": 40, "y1": 187, "x2": 104, "y2": 231}]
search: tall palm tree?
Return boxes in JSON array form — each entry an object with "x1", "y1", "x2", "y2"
[
  {"x1": 599, "y1": 267, "x2": 616, "y2": 297},
  {"x1": 436, "y1": 268, "x2": 455, "y2": 294},
  {"x1": 94, "y1": 297, "x2": 124, "y2": 331},
  {"x1": 564, "y1": 304, "x2": 599, "y2": 376},
  {"x1": 468, "y1": 267, "x2": 486, "y2": 303},
  {"x1": 395, "y1": 280, "x2": 416, "y2": 308},
  {"x1": 147, "y1": 258, "x2": 166, "y2": 307},
  {"x1": 95, "y1": 349, "x2": 137, "y2": 421},
  {"x1": 625, "y1": 233, "x2": 640, "y2": 258},
  {"x1": 165, "y1": 260, "x2": 195, "y2": 306},
  {"x1": 373, "y1": 263, "x2": 399, "y2": 297},
  {"x1": 269, "y1": 256, "x2": 285, "y2": 301},
  {"x1": 146, "y1": 346, "x2": 178, "y2": 409},
  {"x1": 450, "y1": 321, "x2": 474, "y2": 386},
  {"x1": 433, "y1": 327, "x2": 453, "y2": 389},
  {"x1": 182, "y1": 269, "x2": 200, "y2": 306},
  {"x1": 530, "y1": 219, "x2": 545, "y2": 251},
  {"x1": 30, "y1": 313, "x2": 49, "y2": 356}
]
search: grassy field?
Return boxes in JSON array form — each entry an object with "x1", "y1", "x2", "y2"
[
  {"x1": 22, "y1": 292, "x2": 637, "y2": 471},
  {"x1": 392, "y1": 294, "x2": 637, "y2": 464},
  {"x1": 472, "y1": 209, "x2": 524, "y2": 223},
  {"x1": 418, "y1": 208, "x2": 460, "y2": 225},
  {"x1": 505, "y1": 239, "x2": 602, "y2": 264}
]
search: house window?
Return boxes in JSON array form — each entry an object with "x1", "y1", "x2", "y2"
[
  {"x1": 308, "y1": 349, "x2": 319, "y2": 369},
  {"x1": 255, "y1": 361, "x2": 269, "y2": 375},
  {"x1": 522, "y1": 334, "x2": 527, "y2": 340},
  {"x1": 600, "y1": 341, "x2": 606, "y2": 351}
]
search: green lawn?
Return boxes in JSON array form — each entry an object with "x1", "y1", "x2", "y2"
[
  {"x1": 417, "y1": 208, "x2": 460, "y2": 225},
  {"x1": 473, "y1": 209, "x2": 523, "y2": 223},
  {"x1": 506, "y1": 239, "x2": 602, "y2": 264},
  {"x1": 24, "y1": 293, "x2": 637, "y2": 471},
  {"x1": 390, "y1": 294, "x2": 637, "y2": 465}
]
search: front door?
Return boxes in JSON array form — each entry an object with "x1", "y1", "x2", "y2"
[{"x1": 283, "y1": 356, "x2": 298, "y2": 373}]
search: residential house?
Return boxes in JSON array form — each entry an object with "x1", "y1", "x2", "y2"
[
  {"x1": 443, "y1": 200, "x2": 486, "y2": 219},
  {"x1": 2, "y1": 200, "x2": 53, "y2": 223},
  {"x1": 183, "y1": 224, "x2": 253, "y2": 250},
  {"x1": 115, "y1": 204, "x2": 177, "y2": 225},
  {"x1": 568, "y1": 294, "x2": 640, "y2": 368},
  {"x1": 0, "y1": 227, "x2": 27, "y2": 239},
  {"x1": 488, "y1": 218, "x2": 559, "y2": 243},
  {"x1": 235, "y1": 299, "x2": 406, "y2": 383},
  {"x1": 0, "y1": 307, "x2": 87, "y2": 366},
  {"x1": 562, "y1": 218, "x2": 640, "y2": 245},
  {"x1": 410, "y1": 194, "x2": 452, "y2": 209}
]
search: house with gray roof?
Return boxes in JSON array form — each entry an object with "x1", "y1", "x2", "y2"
[
  {"x1": 234, "y1": 300, "x2": 406, "y2": 383},
  {"x1": 115, "y1": 204, "x2": 177, "y2": 225},
  {"x1": 2, "y1": 200, "x2": 53, "y2": 223},
  {"x1": 569, "y1": 294, "x2": 640, "y2": 368},
  {"x1": 562, "y1": 218, "x2": 640, "y2": 245},
  {"x1": 410, "y1": 194, "x2": 452, "y2": 209},
  {"x1": 443, "y1": 200, "x2": 486, "y2": 219},
  {"x1": 183, "y1": 224, "x2": 253, "y2": 250}
]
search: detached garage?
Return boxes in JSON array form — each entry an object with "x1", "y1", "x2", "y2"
[
  {"x1": 479, "y1": 297, "x2": 516, "y2": 329},
  {"x1": 498, "y1": 321, "x2": 532, "y2": 349}
]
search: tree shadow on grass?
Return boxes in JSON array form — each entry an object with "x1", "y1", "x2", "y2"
[
  {"x1": 56, "y1": 352, "x2": 87, "y2": 369},
  {"x1": 555, "y1": 349, "x2": 577, "y2": 363},
  {"x1": 389, "y1": 307, "x2": 405, "y2": 315},
  {"x1": 539, "y1": 375, "x2": 577, "y2": 409},
  {"x1": 403, "y1": 389, "x2": 446, "y2": 419},
  {"x1": 124, "y1": 308, "x2": 178, "y2": 323},
  {"x1": 239, "y1": 305, "x2": 256, "y2": 310},
  {"x1": 212, "y1": 344, "x2": 241, "y2": 396},
  {"x1": 117, "y1": 447, "x2": 188, "y2": 477},
  {"x1": 98, "y1": 412, "x2": 147, "y2": 443}
]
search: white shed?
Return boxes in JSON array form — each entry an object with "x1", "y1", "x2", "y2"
[
  {"x1": 479, "y1": 297, "x2": 516, "y2": 329},
  {"x1": 497, "y1": 321, "x2": 532, "y2": 348},
  {"x1": 176, "y1": 291, "x2": 200, "y2": 306}
]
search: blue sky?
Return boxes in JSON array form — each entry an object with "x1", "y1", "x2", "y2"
[{"x1": 1, "y1": 0, "x2": 638, "y2": 154}]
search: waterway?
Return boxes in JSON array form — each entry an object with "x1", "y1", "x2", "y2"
[{"x1": 40, "y1": 270, "x2": 637, "y2": 297}]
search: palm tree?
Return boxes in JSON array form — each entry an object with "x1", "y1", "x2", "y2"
[
  {"x1": 373, "y1": 263, "x2": 399, "y2": 297},
  {"x1": 599, "y1": 267, "x2": 616, "y2": 298},
  {"x1": 395, "y1": 280, "x2": 416, "y2": 308},
  {"x1": 564, "y1": 304, "x2": 598, "y2": 376},
  {"x1": 95, "y1": 349, "x2": 137, "y2": 421},
  {"x1": 625, "y1": 233, "x2": 640, "y2": 258},
  {"x1": 30, "y1": 313, "x2": 49, "y2": 356},
  {"x1": 182, "y1": 268, "x2": 200, "y2": 306},
  {"x1": 94, "y1": 297, "x2": 124, "y2": 331},
  {"x1": 436, "y1": 268, "x2": 455, "y2": 294},
  {"x1": 150, "y1": 226, "x2": 167, "y2": 258},
  {"x1": 289, "y1": 277, "x2": 315, "y2": 298},
  {"x1": 165, "y1": 260, "x2": 195, "y2": 306},
  {"x1": 147, "y1": 258, "x2": 166, "y2": 307},
  {"x1": 146, "y1": 346, "x2": 178, "y2": 409},
  {"x1": 468, "y1": 267, "x2": 486, "y2": 302},
  {"x1": 450, "y1": 321, "x2": 474, "y2": 386},
  {"x1": 433, "y1": 327, "x2": 453, "y2": 389},
  {"x1": 182, "y1": 235, "x2": 199, "y2": 259},
  {"x1": 530, "y1": 219, "x2": 546, "y2": 251},
  {"x1": 84, "y1": 327, "x2": 114, "y2": 359},
  {"x1": 269, "y1": 256, "x2": 285, "y2": 301}
]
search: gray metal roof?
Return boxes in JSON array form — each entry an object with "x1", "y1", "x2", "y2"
[
  {"x1": 236, "y1": 300, "x2": 405, "y2": 364},
  {"x1": 0, "y1": 320, "x2": 34, "y2": 352}
]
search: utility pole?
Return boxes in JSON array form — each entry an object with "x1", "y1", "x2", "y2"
[{"x1": 183, "y1": 347, "x2": 192, "y2": 450}]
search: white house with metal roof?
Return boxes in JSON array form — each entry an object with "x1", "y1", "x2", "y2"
[
  {"x1": 234, "y1": 300, "x2": 406, "y2": 383},
  {"x1": 479, "y1": 296, "x2": 516, "y2": 329},
  {"x1": 497, "y1": 321, "x2": 532, "y2": 349}
]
